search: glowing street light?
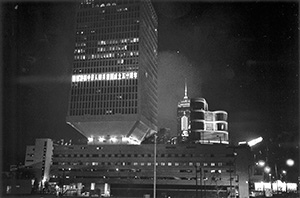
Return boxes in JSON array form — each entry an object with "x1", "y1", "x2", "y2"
[
  {"x1": 257, "y1": 160, "x2": 266, "y2": 167},
  {"x1": 264, "y1": 166, "x2": 271, "y2": 174},
  {"x1": 286, "y1": 159, "x2": 294, "y2": 167}
]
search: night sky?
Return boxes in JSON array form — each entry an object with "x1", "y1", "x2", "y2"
[{"x1": 2, "y1": 1, "x2": 299, "y2": 180}]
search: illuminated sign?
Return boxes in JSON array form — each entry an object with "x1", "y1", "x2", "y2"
[
  {"x1": 254, "y1": 181, "x2": 298, "y2": 192},
  {"x1": 72, "y1": 71, "x2": 138, "y2": 82},
  {"x1": 181, "y1": 115, "x2": 188, "y2": 131}
]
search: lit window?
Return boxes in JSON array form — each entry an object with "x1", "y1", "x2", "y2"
[
  {"x1": 161, "y1": 162, "x2": 165, "y2": 166},
  {"x1": 189, "y1": 162, "x2": 193, "y2": 166},
  {"x1": 203, "y1": 163, "x2": 208, "y2": 166},
  {"x1": 133, "y1": 162, "x2": 138, "y2": 166},
  {"x1": 168, "y1": 162, "x2": 172, "y2": 166},
  {"x1": 211, "y1": 163, "x2": 215, "y2": 166}
]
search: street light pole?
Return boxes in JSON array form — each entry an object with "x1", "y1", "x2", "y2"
[
  {"x1": 195, "y1": 165, "x2": 198, "y2": 198},
  {"x1": 153, "y1": 133, "x2": 157, "y2": 198}
]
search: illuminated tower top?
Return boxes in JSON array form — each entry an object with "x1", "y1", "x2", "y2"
[
  {"x1": 66, "y1": 0, "x2": 158, "y2": 145},
  {"x1": 177, "y1": 82, "x2": 229, "y2": 144},
  {"x1": 177, "y1": 82, "x2": 191, "y2": 141},
  {"x1": 184, "y1": 79, "x2": 188, "y2": 100}
]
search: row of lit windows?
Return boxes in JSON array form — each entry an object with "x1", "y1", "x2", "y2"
[
  {"x1": 80, "y1": 0, "x2": 139, "y2": 9},
  {"x1": 74, "y1": 36, "x2": 139, "y2": 53},
  {"x1": 75, "y1": 32, "x2": 139, "y2": 44},
  {"x1": 74, "y1": 52, "x2": 138, "y2": 61},
  {"x1": 79, "y1": 1, "x2": 139, "y2": 13},
  {"x1": 55, "y1": 168, "x2": 231, "y2": 175},
  {"x1": 54, "y1": 152, "x2": 234, "y2": 159},
  {"x1": 72, "y1": 72, "x2": 137, "y2": 83},
  {"x1": 53, "y1": 175, "x2": 235, "y2": 182},
  {"x1": 53, "y1": 160, "x2": 228, "y2": 167},
  {"x1": 76, "y1": 30, "x2": 139, "y2": 43},
  {"x1": 73, "y1": 63, "x2": 138, "y2": 73},
  {"x1": 71, "y1": 78, "x2": 138, "y2": 89},
  {"x1": 75, "y1": 45, "x2": 129, "y2": 53}
]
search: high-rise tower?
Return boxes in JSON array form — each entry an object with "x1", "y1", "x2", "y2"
[{"x1": 66, "y1": 0, "x2": 158, "y2": 145}]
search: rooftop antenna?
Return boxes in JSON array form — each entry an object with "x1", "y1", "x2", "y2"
[{"x1": 184, "y1": 79, "x2": 188, "y2": 100}]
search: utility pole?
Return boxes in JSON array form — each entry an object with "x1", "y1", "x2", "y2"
[
  {"x1": 195, "y1": 165, "x2": 198, "y2": 198},
  {"x1": 153, "y1": 133, "x2": 157, "y2": 198}
]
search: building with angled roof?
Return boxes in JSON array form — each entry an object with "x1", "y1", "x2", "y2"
[{"x1": 66, "y1": 0, "x2": 158, "y2": 145}]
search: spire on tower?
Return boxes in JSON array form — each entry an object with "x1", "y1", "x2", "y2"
[{"x1": 184, "y1": 79, "x2": 188, "y2": 100}]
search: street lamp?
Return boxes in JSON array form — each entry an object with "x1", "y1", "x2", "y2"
[
  {"x1": 194, "y1": 165, "x2": 202, "y2": 198},
  {"x1": 153, "y1": 132, "x2": 157, "y2": 198},
  {"x1": 257, "y1": 160, "x2": 265, "y2": 167},
  {"x1": 286, "y1": 159, "x2": 294, "y2": 167}
]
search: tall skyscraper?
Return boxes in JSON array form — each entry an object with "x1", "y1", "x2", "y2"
[
  {"x1": 66, "y1": 0, "x2": 158, "y2": 145},
  {"x1": 177, "y1": 84, "x2": 229, "y2": 144}
]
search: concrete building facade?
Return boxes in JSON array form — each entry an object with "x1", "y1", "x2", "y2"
[
  {"x1": 49, "y1": 143, "x2": 253, "y2": 198},
  {"x1": 24, "y1": 138, "x2": 53, "y2": 183}
]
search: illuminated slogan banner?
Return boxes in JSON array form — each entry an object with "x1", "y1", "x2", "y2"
[{"x1": 72, "y1": 71, "x2": 138, "y2": 82}]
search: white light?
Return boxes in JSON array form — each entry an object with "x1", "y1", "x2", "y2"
[
  {"x1": 286, "y1": 159, "x2": 294, "y2": 167},
  {"x1": 88, "y1": 137, "x2": 93, "y2": 143},
  {"x1": 248, "y1": 137, "x2": 263, "y2": 147},
  {"x1": 257, "y1": 160, "x2": 266, "y2": 167},
  {"x1": 238, "y1": 141, "x2": 247, "y2": 145},
  {"x1": 264, "y1": 166, "x2": 271, "y2": 173},
  {"x1": 72, "y1": 72, "x2": 138, "y2": 82},
  {"x1": 98, "y1": 137, "x2": 105, "y2": 142},
  {"x1": 282, "y1": 170, "x2": 287, "y2": 175}
]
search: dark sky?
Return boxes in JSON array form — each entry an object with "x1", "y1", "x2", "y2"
[{"x1": 2, "y1": 1, "x2": 299, "y2": 178}]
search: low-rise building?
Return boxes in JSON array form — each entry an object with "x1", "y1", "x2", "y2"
[{"x1": 50, "y1": 143, "x2": 253, "y2": 198}]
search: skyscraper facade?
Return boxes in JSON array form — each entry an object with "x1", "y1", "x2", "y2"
[{"x1": 66, "y1": 0, "x2": 158, "y2": 144}]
